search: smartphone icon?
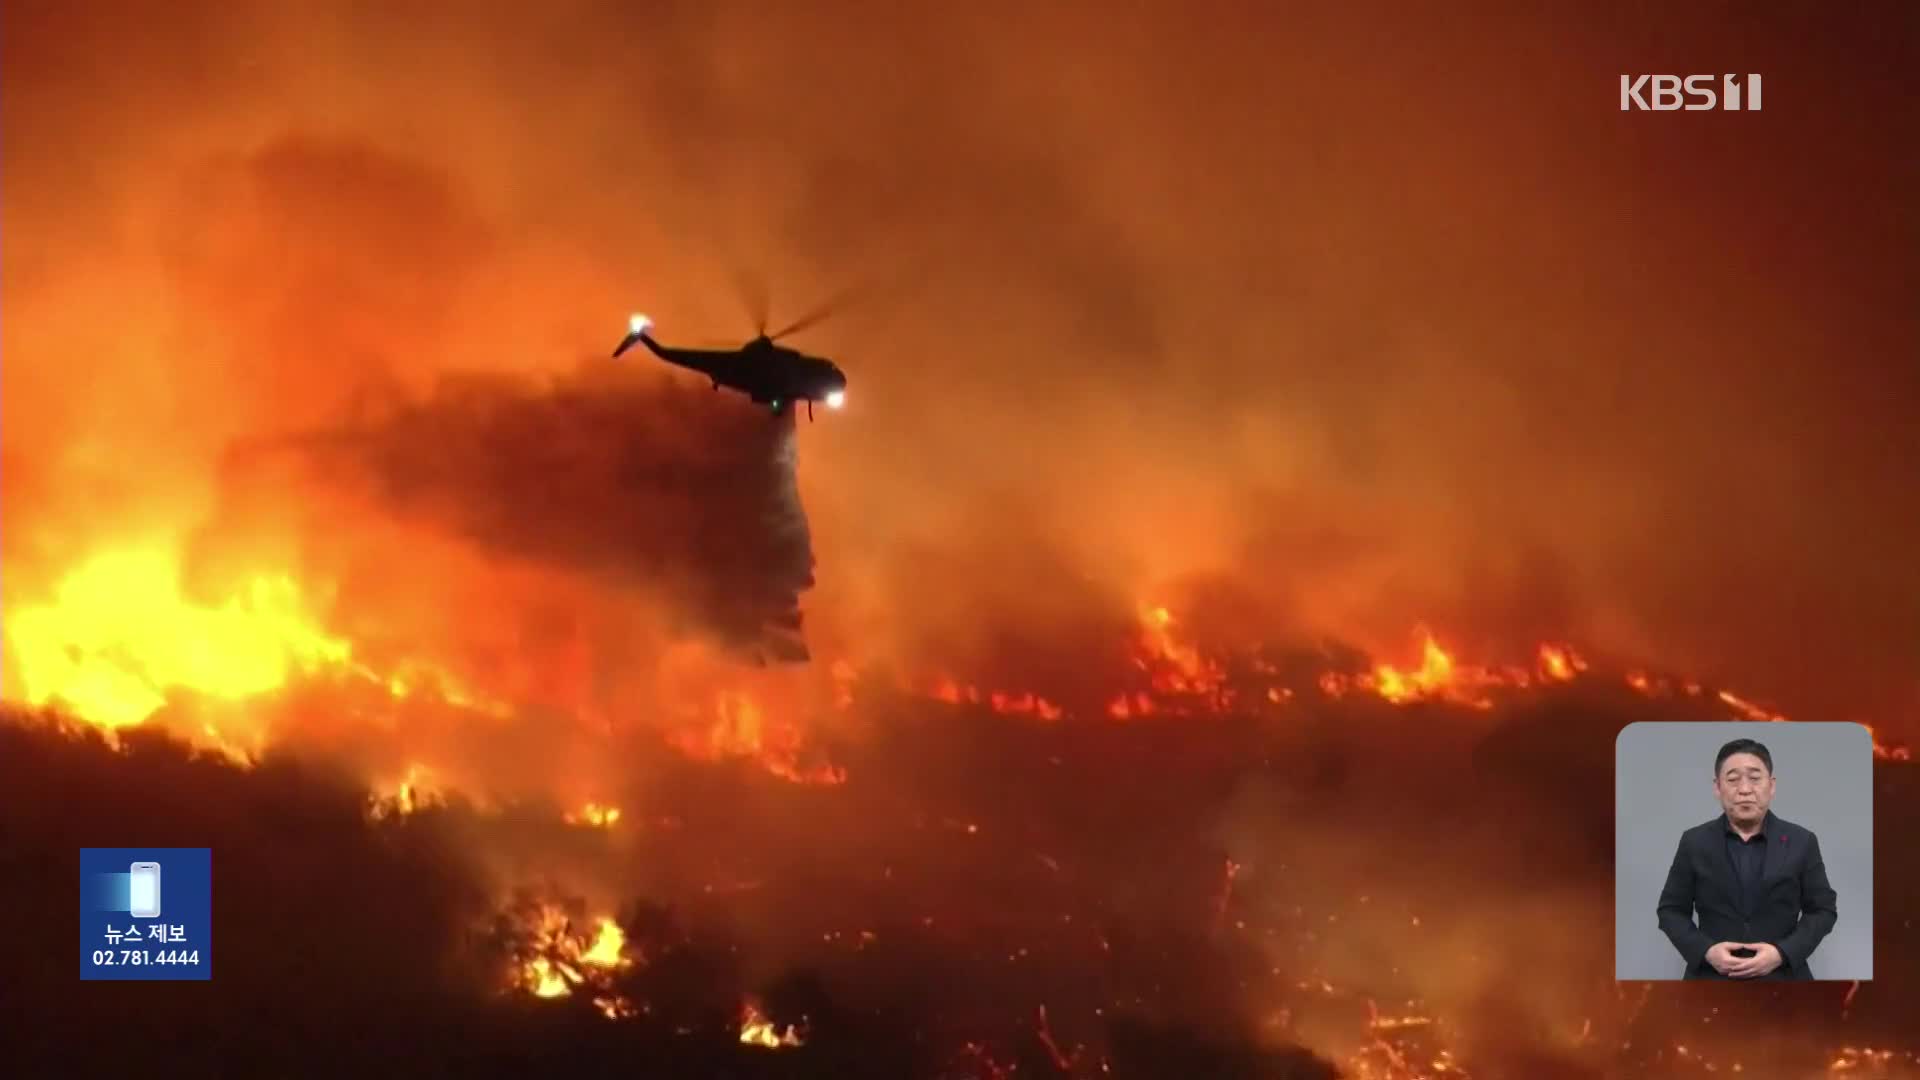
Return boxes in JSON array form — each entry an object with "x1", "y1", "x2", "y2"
[{"x1": 129, "y1": 862, "x2": 161, "y2": 919}]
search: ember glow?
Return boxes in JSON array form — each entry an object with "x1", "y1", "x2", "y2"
[
  {"x1": 367, "y1": 762, "x2": 444, "y2": 820},
  {"x1": 3, "y1": 2, "x2": 1914, "y2": 1077},
  {"x1": 740, "y1": 1001, "x2": 806, "y2": 1050},
  {"x1": 564, "y1": 802, "x2": 623, "y2": 828}
]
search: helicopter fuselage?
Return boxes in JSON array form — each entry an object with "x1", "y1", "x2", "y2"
[{"x1": 619, "y1": 330, "x2": 848, "y2": 416}]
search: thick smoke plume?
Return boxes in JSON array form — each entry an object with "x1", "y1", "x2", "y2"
[{"x1": 223, "y1": 360, "x2": 816, "y2": 663}]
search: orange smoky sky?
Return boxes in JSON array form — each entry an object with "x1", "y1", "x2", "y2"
[{"x1": 3, "y1": 2, "x2": 1915, "y2": 727}]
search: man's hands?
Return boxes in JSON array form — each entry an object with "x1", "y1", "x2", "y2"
[
  {"x1": 1704, "y1": 941, "x2": 1743, "y2": 975},
  {"x1": 1726, "y1": 942, "x2": 1784, "y2": 978},
  {"x1": 1706, "y1": 941, "x2": 1784, "y2": 978}
]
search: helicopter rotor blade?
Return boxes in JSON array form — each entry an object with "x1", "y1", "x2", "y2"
[
  {"x1": 728, "y1": 265, "x2": 770, "y2": 337},
  {"x1": 767, "y1": 280, "x2": 864, "y2": 341}
]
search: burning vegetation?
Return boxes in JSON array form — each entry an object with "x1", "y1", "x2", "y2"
[{"x1": 3, "y1": 566, "x2": 1916, "y2": 1077}]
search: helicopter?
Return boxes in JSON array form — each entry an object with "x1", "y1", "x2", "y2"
[{"x1": 612, "y1": 301, "x2": 849, "y2": 421}]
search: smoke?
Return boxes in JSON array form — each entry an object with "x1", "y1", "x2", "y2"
[
  {"x1": 6, "y1": 2, "x2": 1917, "y2": 729},
  {"x1": 219, "y1": 355, "x2": 817, "y2": 663}
]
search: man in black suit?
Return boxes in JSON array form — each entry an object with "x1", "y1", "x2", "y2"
[{"x1": 1656, "y1": 738, "x2": 1839, "y2": 979}]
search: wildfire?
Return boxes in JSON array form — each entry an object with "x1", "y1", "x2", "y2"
[
  {"x1": 578, "y1": 918, "x2": 629, "y2": 968},
  {"x1": 2, "y1": 543, "x2": 518, "y2": 766},
  {"x1": 1829, "y1": 1046, "x2": 1920, "y2": 1072},
  {"x1": 1103, "y1": 605, "x2": 1227, "y2": 717},
  {"x1": 1718, "y1": 689, "x2": 1789, "y2": 723},
  {"x1": 17, "y1": 546, "x2": 1906, "y2": 795},
  {"x1": 1537, "y1": 643, "x2": 1584, "y2": 682},
  {"x1": 507, "y1": 905, "x2": 636, "y2": 1019},
  {"x1": 4, "y1": 548, "x2": 1915, "y2": 1074},
  {"x1": 1366, "y1": 1001, "x2": 1436, "y2": 1032},
  {"x1": 1311, "y1": 635, "x2": 1588, "y2": 711},
  {"x1": 563, "y1": 802, "x2": 623, "y2": 828},
  {"x1": 739, "y1": 1000, "x2": 805, "y2": 1049},
  {"x1": 1371, "y1": 634, "x2": 1462, "y2": 705},
  {"x1": 902, "y1": 604, "x2": 1920, "y2": 772},
  {"x1": 1867, "y1": 727, "x2": 1912, "y2": 762},
  {"x1": 366, "y1": 763, "x2": 445, "y2": 820},
  {"x1": 4, "y1": 546, "x2": 352, "y2": 732},
  {"x1": 1, "y1": 545, "x2": 868, "y2": 786},
  {"x1": 1345, "y1": 1047, "x2": 1468, "y2": 1080},
  {"x1": 926, "y1": 676, "x2": 1066, "y2": 721},
  {"x1": 1136, "y1": 605, "x2": 1228, "y2": 694},
  {"x1": 670, "y1": 690, "x2": 848, "y2": 785}
]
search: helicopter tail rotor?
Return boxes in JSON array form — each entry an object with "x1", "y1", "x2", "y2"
[{"x1": 612, "y1": 312, "x2": 653, "y2": 358}]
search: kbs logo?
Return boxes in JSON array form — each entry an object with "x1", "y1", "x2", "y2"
[{"x1": 1620, "y1": 74, "x2": 1763, "y2": 111}]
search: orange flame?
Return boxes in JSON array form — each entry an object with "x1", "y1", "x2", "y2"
[
  {"x1": 510, "y1": 907, "x2": 635, "y2": 1019},
  {"x1": 924, "y1": 675, "x2": 1066, "y2": 721},
  {"x1": 366, "y1": 763, "x2": 445, "y2": 820},
  {"x1": 670, "y1": 690, "x2": 847, "y2": 786},
  {"x1": 1132, "y1": 604, "x2": 1230, "y2": 704},
  {"x1": 739, "y1": 1000, "x2": 805, "y2": 1049},
  {"x1": 1537, "y1": 643, "x2": 1584, "y2": 682}
]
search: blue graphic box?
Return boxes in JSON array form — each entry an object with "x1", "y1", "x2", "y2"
[{"x1": 80, "y1": 848, "x2": 212, "y2": 980}]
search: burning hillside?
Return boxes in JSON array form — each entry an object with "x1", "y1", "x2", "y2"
[{"x1": 4, "y1": 581, "x2": 1918, "y2": 1077}]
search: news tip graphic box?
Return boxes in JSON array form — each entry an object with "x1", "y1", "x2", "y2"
[{"x1": 80, "y1": 848, "x2": 212, "y2": 981}]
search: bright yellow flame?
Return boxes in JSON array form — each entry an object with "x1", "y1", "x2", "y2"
[
  {"x1": 739, "y1": 1001, "x2": 804, "y2": 1049},
  {"x1": 525, "y1": 957, "x2": 571, "y2": 998},
  {"x1": 580, "y1": 918, "x2": 630, "y2": 969},
  {"x1": 4, "y1": 547, "x2": 353, "y2": 729},
  {"x1": 1373, "y1": 635, "x2": 1455, "y2": 704},
  {"x1": 565, "y1": 802, "x2": 623, "y2": 828},
  {"x1": 510, "y1": 906, "x2": 633, "y2": 1010}
]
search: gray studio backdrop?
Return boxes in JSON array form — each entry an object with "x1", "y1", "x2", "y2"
[{"x1": 1614, "y1": 721, "x2": 1873, "y2": 980}]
